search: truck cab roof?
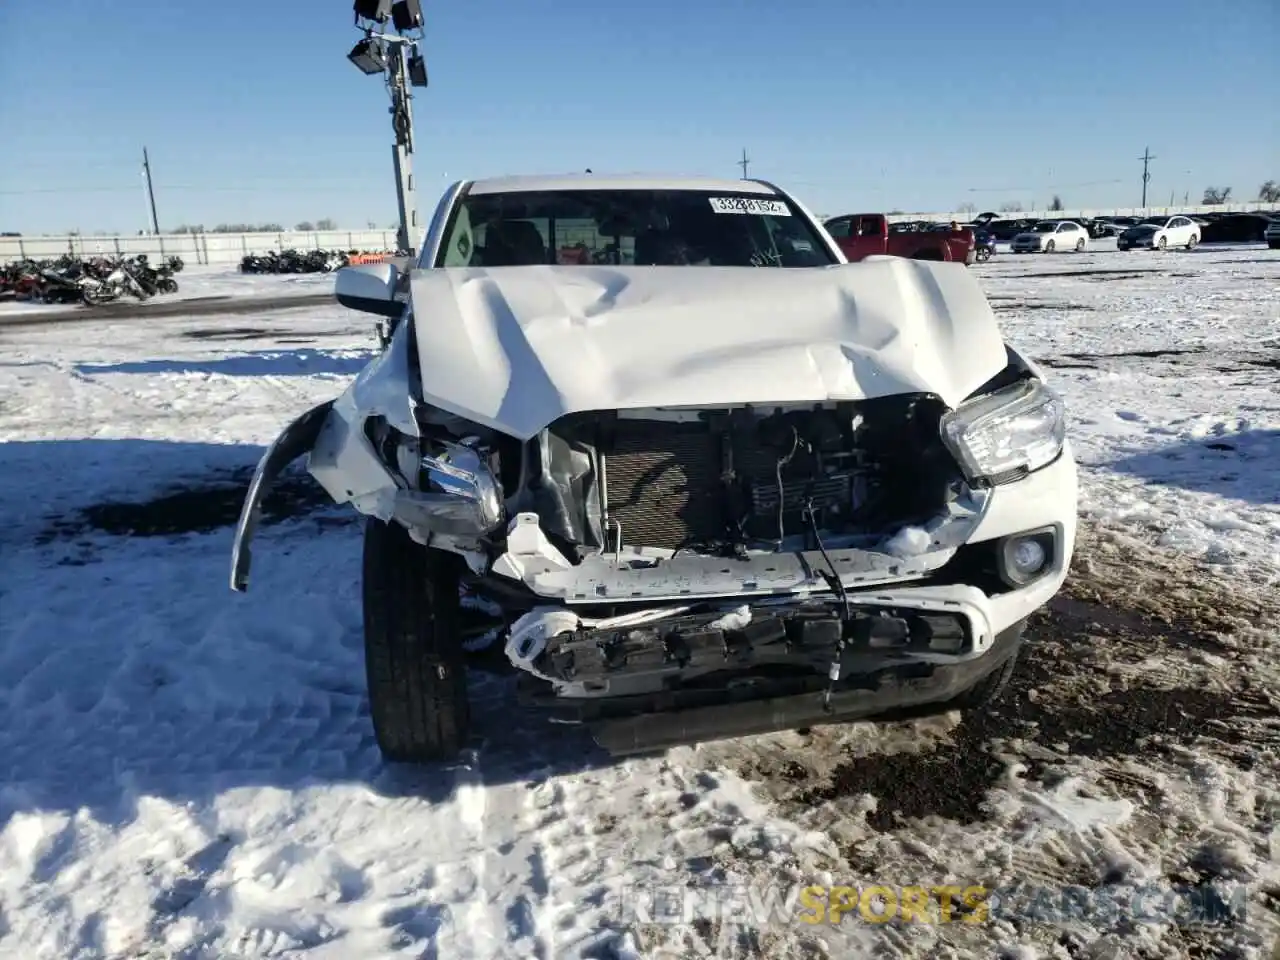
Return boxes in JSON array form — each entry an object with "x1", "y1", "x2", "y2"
[{"x1": 466, "y1": 173, "x2": 782, "y2": 196}]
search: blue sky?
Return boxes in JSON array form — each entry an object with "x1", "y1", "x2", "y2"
[{"x1": 1, "y1": 0, "x2": 1276, "y2": 234}]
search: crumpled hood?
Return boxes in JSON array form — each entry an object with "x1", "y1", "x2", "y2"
[{"x1": 408, "y1": 259, "x2": 1007, "y2": 440}]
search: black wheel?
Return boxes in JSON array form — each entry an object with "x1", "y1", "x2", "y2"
[
  {"x1": 1044, "y1": 239, "x2": 1055, "y2": 253},
  {"x1": 1074, "y1": 238, "x2": 1085, "y2": 252},
  {"x1": 1186, "y1": 235, "x2": 1197, "y2": 251},
  {"x1": 955, "y1": 620, "x2": 1027, "y2": 710},
  {"x1": 1157, "y1": 236, "x2": 1167, "y2": 251},
  {"x1": 362, "y1": 517, "x2": 470, "y2": 762}
]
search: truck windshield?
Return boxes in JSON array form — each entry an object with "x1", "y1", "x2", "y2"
[{"x1": 436, "y1": 189, "x2": 837, "y2": 268}]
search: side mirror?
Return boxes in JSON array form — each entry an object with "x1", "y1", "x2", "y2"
[{"x1": 335, "y1": 262, "x2": 402, "y2": 318}]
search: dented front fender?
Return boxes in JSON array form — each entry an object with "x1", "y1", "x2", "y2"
[{"x1": 230, "y1": 400, "x2": 335, "y2": 592}]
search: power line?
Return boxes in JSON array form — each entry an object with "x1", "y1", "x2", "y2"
[{"x1": 964, "y1": 178, "x2": 1126, "y2": 193}]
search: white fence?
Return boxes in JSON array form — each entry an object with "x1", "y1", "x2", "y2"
[
  {"x1": 3, "y1": 201, "x2": 1275, "y2": 266},
  {"x1": 880, "y1": 201, "x2": 1276, "y2": 224},
  {"x1": 0, "y1": 229, "x2": 400, "y2": 267}
]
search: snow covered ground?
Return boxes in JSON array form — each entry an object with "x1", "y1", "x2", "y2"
[{"x1": 0, "y1": 248, "x2": 1277, "y2": 959}]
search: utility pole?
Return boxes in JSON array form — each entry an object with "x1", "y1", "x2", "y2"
[
  {"x1": 738, "y1": 148, "x2": 750, "y2": 180},
  {"x1": 1138, "y1": 147, "x2": 1155, "y2": 208},
  {"x1": 142, "y1": 147, "x2": 160, "y2": 235}
]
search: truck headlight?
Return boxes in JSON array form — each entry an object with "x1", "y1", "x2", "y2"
[
  {"x1": 422, "y1": 441, "x2": 504, "y2": 530},
  {"x1": 940, "y1": 378, "x2": 1066, "y2": 483}
]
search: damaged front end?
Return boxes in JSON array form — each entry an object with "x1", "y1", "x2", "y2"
[
  {"x1": 231, "y1": 262, "x2": 1075, "y2": 752},
  {"x1": 234, "y1": 342, "x2": 1067, "y2": 736}
]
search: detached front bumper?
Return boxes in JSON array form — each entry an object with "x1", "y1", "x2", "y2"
[{"x1": 524, "y1": 620, "x2": 1028, "y2": 755}]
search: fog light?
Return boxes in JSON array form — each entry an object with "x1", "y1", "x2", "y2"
[
  {"x1": 998, "y1": 531, "x2": 1055, "y2": 587},
  {"x1": 1011, "y1": 539, "x2": 1045, "y2": 574}
]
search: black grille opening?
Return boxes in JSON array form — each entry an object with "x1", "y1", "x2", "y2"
[{"x1": 545, "y1": 398, "x2": 962, "y2": 553}]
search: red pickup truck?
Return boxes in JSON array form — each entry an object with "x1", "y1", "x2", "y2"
[{"x1": 823, "y1": 213, "x2": 976, "y2": 265}]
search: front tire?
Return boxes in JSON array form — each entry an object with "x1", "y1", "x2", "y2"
[
  {"x1": 1157, "y1": 236, "x2": 1167, "y2": 251},
  {"x1": 1074, "y1": 238, "x2": 1085, "y2": 252},
  {"x1": 362, "y1": 517, "x2": 470, "y2": 762},
  {"x1": 955, "y1": 620, "x2": 1027, "y2": 710},
  {"x1": 1045, "y1": 240, "x2": 1055, "y2": 253}
]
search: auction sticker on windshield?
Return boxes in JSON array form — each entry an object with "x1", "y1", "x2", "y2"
[{"x1": 709, "y1": 197, "x2": 791, "y2": 216}]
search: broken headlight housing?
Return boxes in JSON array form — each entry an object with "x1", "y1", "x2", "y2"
[
  {"x1": 421, "y1": 439, "x2": 505, "y2": 530},
  {"x1": 940, "y1": 378, "x2": 1066, "y2": 484}
]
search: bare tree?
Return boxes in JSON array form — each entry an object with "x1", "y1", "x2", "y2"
[
  {"x1": 999, "y1": 200, "x2": 1025, "y2": 212},
  {"x1": 316, "y1": 218, "x2": 337, "y2": 230},
  {"x1": 1258, "y1": 180, "x2": 1280, "y2": 203},
  {"x1": 956, "y1": 201, "x2": 977, "y2": 214},
  {"x1": 1049, "y1": 195, "x2": 1064, "y2": 211},
  {"x1": 295, "y1": 221, "x2": 315, "y2": 232},
  {"x1": 1202, "y1": 186, "x2": 1233, "y2": 204}
]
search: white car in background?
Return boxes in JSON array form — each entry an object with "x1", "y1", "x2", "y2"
[
  {"x1": 1011, "y1": 221, "x2": 1089, "y2": 254},
  {"x1": 1117, "y1": 216, "x2": 1201, "y2": 251}
]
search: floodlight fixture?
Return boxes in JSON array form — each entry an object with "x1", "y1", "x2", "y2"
[
  {"x1": 392, "y1": 0, "x2": 424, "y2": 33},
  {"x1": 353, "y1": 0, "x2": 393, "y2": 24},
  {"x1": 407, "y1": 50, "x2": 429, "y2": 87},
  {"x1": 348, "y1": 37, "x2": 387, "y2": 75}
]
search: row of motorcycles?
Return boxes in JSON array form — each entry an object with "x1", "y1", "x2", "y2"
[
  {"x1": 239, "y1": 248, "x2": 402, "y2": 275},
  {"x1": 1, "y1": 255, "x2": 185, "y2": 306}
]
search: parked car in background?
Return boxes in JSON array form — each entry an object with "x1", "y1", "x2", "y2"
[
  {"x1": 1117, "y1": 216, "x2": 1200, "y2": 251},
  {"x1": 1011, "y1": 221, "x2": 1089, "y2": 253},
  {"x1": 972, "y1": 225, "x2": 997, "y2": 262},
  {"x1": 986, "y1": 219, "x2": 1038, "y2": 242},
  {"x1": 1265, "y1": 218, "x2": 1280, "y2": 250},
  {"x1": 1201, "y1": 214, "x2": 1275, "y2": 244},
  {"x1": 824, "y1": 213, "x2": 976, "y2": 264},
  {"x1": 1084, "y1": 219, "x2": 1121, "y2": 239}
]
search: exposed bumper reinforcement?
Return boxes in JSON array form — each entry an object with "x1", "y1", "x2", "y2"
[
  {"x1": 519, "y1": 621, "x2": 1024, "y2": 756},
  {"x1": 230, "y1": 400, "x2": 334, "y2": 592}
]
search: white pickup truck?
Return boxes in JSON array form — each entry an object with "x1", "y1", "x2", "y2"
[{"x1": 230, "y1": 172, "x2": 1078, "y2": 761}]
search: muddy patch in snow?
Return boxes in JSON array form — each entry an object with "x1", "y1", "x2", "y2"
[
  {"x1": 182, "y1": 326, "x2": 273, "y2": 340},
  {"x1": 725, "y1": 523, "x2": 1278, "y2": 813},
  {"x1": 38, "y1": 466, "x2": 337, "y2": 542},
  {"x1": 991, "y1": 300, "x2": 1094, "y2": 312},
  {"x1": 732, "y1": 582, "x2": 1267, "y2": 829},
  {"x1": 1038, "y1": 344, "x2": 1280, "y2": 377},
  {"x1": 698, "y1": 523, "x2": 1280, "y2": 958},
  {"x1": 1011, "y1": 268, "x2": 1167, "y2": 281},
  {"x1": 181, "y1": 326, "x2": 361, "y2": 343}
]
